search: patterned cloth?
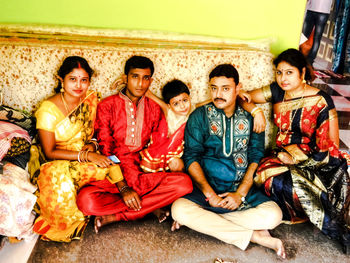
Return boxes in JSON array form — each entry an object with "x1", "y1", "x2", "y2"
[
  {"x1": 31, "y1": 91, "x2": 121, "y2": 242},
  {"x1": 0, "y1": 105, "x2": 36, "y2": 139},
  {"x1": 256, "y1": 82, "x2": 350, "y2": 246},
  {"x1": 183, "y1": 103, "x2": 270, "y2": 213},
  {"x1": 6, "y1": 137, "x2": 31, "y2": 157},
  {"x1": 0, "y1": 162, "x2": 37, "y2": 240},
  {"x1": 0, "y1": 121, "x2": 31, "y2": 161},
  {"x1": 140, "y1": 107, "x2": 192, "y2": 172}
]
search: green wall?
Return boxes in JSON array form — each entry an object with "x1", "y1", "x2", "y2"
[{"x1": 0, "y1": 0, "x2": 306, "y2": 55}]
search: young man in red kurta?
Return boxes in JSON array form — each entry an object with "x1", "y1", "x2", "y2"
[{"x1": 77, "y1": 56, "x2": 193, "y2": 232}]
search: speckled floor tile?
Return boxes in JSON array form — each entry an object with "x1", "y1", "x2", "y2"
[{"x1": 28, "y1": 216, "x2": 348, "y2": 263}]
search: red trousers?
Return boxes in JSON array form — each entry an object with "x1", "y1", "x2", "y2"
[{"x1": 77, "y1": 172, "x2": 192, "y2": 221}]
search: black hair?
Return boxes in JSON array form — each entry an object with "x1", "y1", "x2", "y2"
[
  {"x1": 55, "y1": 56, "x2": 94, "y2": 93},
  {"x1": 124, "y1": 56, "x2": 154, "y2": 76},
  {"x1": 209, "y1": 64, "x2": 239, "y2": 85},
  {"x1": 273, "y1": 48, "x2": 312, "y2": 81},
  {"x1": 161, "y1": 79, "x2": 190, "y2": 104}
]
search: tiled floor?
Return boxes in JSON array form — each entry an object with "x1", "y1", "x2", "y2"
[{"x1": 311, "y1": 75, "x2": 350, "y2": 151}]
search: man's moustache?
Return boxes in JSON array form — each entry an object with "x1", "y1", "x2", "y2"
[{"x1": 214, "y1": 98, "x2": 226, "y2": 102}]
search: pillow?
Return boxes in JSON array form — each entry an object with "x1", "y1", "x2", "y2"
[{"x1": 0, "y1": 105, "x2": 36, "y2": 139}]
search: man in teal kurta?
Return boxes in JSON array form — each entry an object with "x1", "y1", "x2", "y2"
[{"x1": 171, "y1": 64, "x2": 285, "y2": 257}]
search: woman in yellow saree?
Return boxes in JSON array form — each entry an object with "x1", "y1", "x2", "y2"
[{"x1": 31, "y1": 56, "x2": 123, "y2": 242}]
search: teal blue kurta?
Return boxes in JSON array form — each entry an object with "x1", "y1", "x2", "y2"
[{"x1": 183, "y1": 103, "x2": 270, "y2": 213}]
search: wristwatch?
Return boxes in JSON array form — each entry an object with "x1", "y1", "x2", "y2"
[{"x1": 240, "y1": 194, "x2": 248, "y2": 205}]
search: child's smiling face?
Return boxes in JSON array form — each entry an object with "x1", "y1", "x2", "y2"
[{"x1": 168, "y1": 92, "x2": 191, "y2": 116}]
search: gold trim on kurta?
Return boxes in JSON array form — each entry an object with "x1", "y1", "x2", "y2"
[{"x1": 119, "y1": 91, "x2": 145, "y2": 151}]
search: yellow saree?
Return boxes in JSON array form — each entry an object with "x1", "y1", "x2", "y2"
[{"x1": 31, "y1": 91, "x2": 123, "y2": 242}]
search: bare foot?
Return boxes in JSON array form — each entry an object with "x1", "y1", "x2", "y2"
[
  {"x1": 251, "y1": 230, "x2": 286, "y2": 259},
  {"x1": 153, "y1": 208, "x2": 170, "y2": 223},
  {"x1": 94, "y1": 214, "x2": 116, "y2": 234},
  {"x1": 171, "y1": 220, "x2": 182, "y2": 232}
]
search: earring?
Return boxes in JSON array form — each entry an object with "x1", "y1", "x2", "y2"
[
  {"x1": 60, "y1": 84, "x2": 64, "y2": 93},
  {"x1": 302, "y1": 79, "x2": 306, "y2": 84}
]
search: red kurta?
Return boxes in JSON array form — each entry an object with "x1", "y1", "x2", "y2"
[{"x1": 77, "y1": 91, "x2": 192, "y2": 220}]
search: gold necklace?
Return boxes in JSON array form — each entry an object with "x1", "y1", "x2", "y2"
[
  {"x1": 278, "y1": 83, "x2": 306, "y2": 142},
  {"x1": 60, "y1": 92, "x2": 83, "y2": 122},
  {"x1": 60, "y1": 92, "x2": 70, "y2": 114}
]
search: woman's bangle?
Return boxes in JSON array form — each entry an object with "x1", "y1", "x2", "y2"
[
  {"x1": 251, "y1": 106, "x2": 258, "y2": 116},
  {"x1": 78, "y1": 150, "x2": 82, "y2": 163},
  {"x1": 85, "y1": 150, "x2": 90, "y2": 162},
  {"x1": 89, "y1": 139, "x2": 99, "y2": 151},
  {"x1": 251, "y1": 107, "x2": 263, "y2": 118},
  {"x1": 77, "y1": 150, "x2": 90, "y2": 162}
]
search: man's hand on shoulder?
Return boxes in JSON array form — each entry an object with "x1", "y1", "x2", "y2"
[{"x1": 253, "y1": 110, "x2": 266, "y2": 133}]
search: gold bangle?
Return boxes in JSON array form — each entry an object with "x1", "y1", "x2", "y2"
[
  {"x1": 251, "y1": 108, "x2": 263, "y2": 118},
  {"x1": 89, "y1": 139, "x2": 99, "y2": 151},
  {"x1": 78, "y1": 151, "x2": 82, "y2": 162},
  {"x1": 251, "y1": 106, "x2": 259, "y2": 116},
  {"x1": 85, "y1": 150, "x2": 90, "y2": 162}
]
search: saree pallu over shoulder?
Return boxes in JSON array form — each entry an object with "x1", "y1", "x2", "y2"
[{"x1": 35, "y1": 90, "x2": 98, "y2": 151}]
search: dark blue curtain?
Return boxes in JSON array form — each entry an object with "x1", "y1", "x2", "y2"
[{"x1": 332, "y1": 0, "x2": 350, "y2": 74}]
